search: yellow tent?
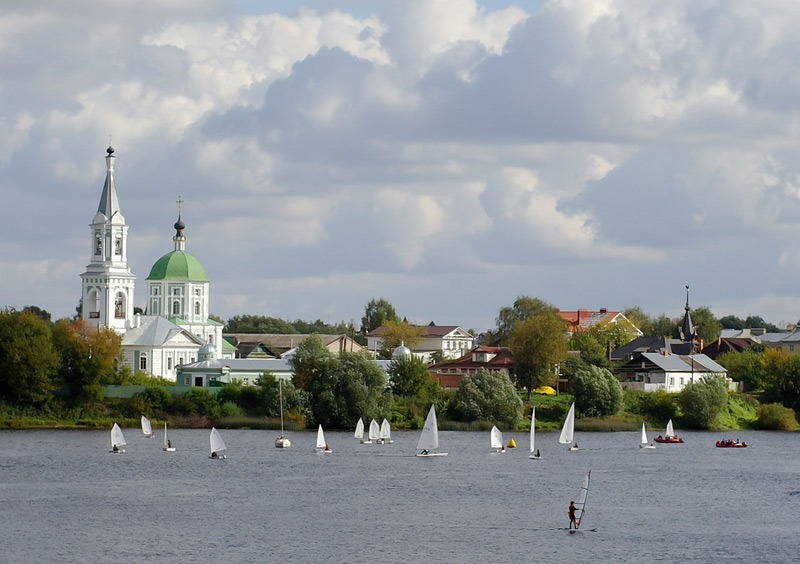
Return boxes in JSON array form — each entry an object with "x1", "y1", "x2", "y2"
[{"x1": 533, "y1": 386, "x2": 557, "y2": 396}]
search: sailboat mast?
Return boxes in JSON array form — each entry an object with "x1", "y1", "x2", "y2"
[
  {"x1": 576, "y1": 470, "x2": 591, "y2": 529},
  {"x1": 279, "y1": 379, "x2": 285, "y2": 435}
]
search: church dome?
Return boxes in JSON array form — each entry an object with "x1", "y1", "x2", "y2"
[
  {"x1": 146, "y1": 250, "x2": 209, "y2": 281},
  {"x1": 392, "y1": 343, "x2": 411, "y2": 359}
]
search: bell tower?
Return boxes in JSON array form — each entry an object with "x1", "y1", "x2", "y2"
[{"x1": 80, "y1": 145, "x2": 136, "y2": 331}]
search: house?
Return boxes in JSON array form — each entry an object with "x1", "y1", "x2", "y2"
[
  {"x1": 226, "y1": 333, "x2": 365, "y2": 359},
  {"x1": 428, "y1": 346, "x2": 514, "y2": 389},
  {"x1": 616, "y1": 352, "x2": 734, "y2": 393},
  {"x1": 610, "y1": 336, "x2": 697, "y2": 362},
  {"x1": 558, "y1": 308, "x2": 643, "y2": 337},
  {"x1": 367, "y1": 322, "x2": 474, "y2": 362},
  {"x1": 701, "y1": 337, "x2": 759, "y2": 360},
  {"x1": 757, "y1": 329, "x2": 800, "y2": 352}
]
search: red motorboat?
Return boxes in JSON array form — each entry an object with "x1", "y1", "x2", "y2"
[
  {"x1": 654, "y1": 435, "x2": 684, "y2": 443},
  {"x1": 716, "y1": 439, "x2": 748, "y2": 448}
]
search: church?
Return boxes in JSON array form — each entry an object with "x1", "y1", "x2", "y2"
[{"x1": 80, "y1": 146, "x2": 234, "y2": 380}]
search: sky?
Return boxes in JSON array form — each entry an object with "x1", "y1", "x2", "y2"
[{"x1": 4, "y1": 0, "x2": 800, "y2": 333}]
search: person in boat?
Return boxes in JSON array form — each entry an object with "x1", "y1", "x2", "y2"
[
  {"x1": 325, "y1": 444, "x2": 332, "y2": 452},
  {"x1": 421, "y1": 449, "x2": 429, "y2": 455},
  {"x1": 568, "y1": 501, "x2": 578, "y2": 529},
  {"x1": 573, "y1": 442, "x2": 578, "y2": 449},
  {"x1": 167, "y1": 440, "x2": 172, "y2": 448},
  {"x1": 657, "y1": 434, "x2": 663, "y2": 440},
  {"x1": 112, "y1": 444, "x2": 119, "y2": 452},
  {"x1": 211, "y1": 451, "x2": 218, "y2": 458},
  {"x1": 535, "y1": 449, "x2": 540, "y2": 458}
]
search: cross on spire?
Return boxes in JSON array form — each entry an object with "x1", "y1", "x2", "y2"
[{"x1": 176, "y1": 195, "x2": 184, "y2": 216}]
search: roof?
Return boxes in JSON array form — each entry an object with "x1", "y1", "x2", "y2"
[
  {"x1": 146, "y1": 250, "x2": 209, "y2": 282},
  {"x1": 618, "y1": 352, "x2": 727, "y2": 374},
  {"x1": 558, "y1": 309, "x2": 642, "y2": 335},
  {"x1": 429, "y1": 346, "x2": 514, "y2": 370},
  {"x1": 121, "y1": 315, "x2": 205, "y2": 347},
  {"x1": 367, "y1": 324, "x2": 472, "y2": 338},
  {"x1": 610, "y1": 336, "x2": 696, "y2": 361},
  {"x1": 701, "y1": 337, "x2": 757, "y2": 359},
  {"x1": 225, "y1": 333, "x2": 364, "y2": 358}
]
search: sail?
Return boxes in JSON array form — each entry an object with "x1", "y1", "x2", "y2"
[
  {"x1": 559, "y1": 403, "x2": 576, "y2": 444},
  {"x1": 379, "y1": 419, "x2": 391, "y2": 441},
  {"x1": 416, "y1": 405, "x2": 440, "y2": 451},
  {"x1": 574, "y1": 471, "x2": 591, "y2": 528},
  {"x1": 368, "y1": 419, "x2": 380, "y2": 441},
  {"x1": 490, "y1": 426, "x2": 504, "y2": 449},
  {"x1": 316, "y1": 425, "x2": 327, "y2": 449},
  {"x1": 529, "y1": 408, "x2": 536, "y2": 454},
  {"x1": 141, "y1": 415, "x2": 153, "y2": 436},
  {"x1": 666, "y1": 419, "x2": 675, "y2": 438},
  {"x1": 354, "y1": 418, "x2": 364, "y2": 439},
  {"x1": 163, "y1": 422, "x2": 168, "y2": 447},
  {"x1": 641, "y1": 423, "x2": 648, "y2": 445},
  {"x1": 111, "y1": 423, "x2": 126, "y2": 448},
  {"x1": 209, "y1": 427, "x2": 227, "y2": 455}
]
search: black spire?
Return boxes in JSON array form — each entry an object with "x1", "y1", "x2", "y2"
[{"x1": 679, "y1": 285, "x2": 697, "y2": 342}]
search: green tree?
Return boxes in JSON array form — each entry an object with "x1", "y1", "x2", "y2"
[
  {"x1": 291, "y1": 334, "x2": 333, "y2": 391},
  {"x1": 718, "y1": 315, "x2": 745, "y2": 330},
  {"x1": 378, "y1": 320, "x2": 421, "y2": 357},
  {"x1": 650, "y1": 314, "x2": 678, "y2": 337},
  {"x1": 449, "y1": 368, "x2": 522, "y2": 428},
  {"x1": 716, "y1": 349, "x2": 767, "y2": 392},
  {"x1": 492, "y1": 296, "x2": 556, "y2": 346},
  {"x1": 572, "y1": 365, "x2": 623, "y2": 417},
  {"x1": 225, "y1": 314, "x2": 298, "y2": 334},
  {"x1": 761, "y1": 348, "x2": 800, "y2": 411},
  {"x1": 22, "y1": 305, "x2": 51, "y2": 322},
  {"x1": 0, "y1": 309, "x2": 60, "y2": 406},
  {"x1": 677, "y1": 376, "x2": 728, "y2": 429},
  {"x1": 361, "y1": 298, "x2": 400, "y2": 333},
  {"x1": 691, "y1": 306, "x2": 723, "y2": 345},
  {"x1": 622, "y1": 306, "x2": 652, "y2": 335},
  {"x1": 509, "y1": 312, "x2": 569, "y2": 397},
  {"x1": 388, "y1": 354, "x2": 432, "y2": 397}
]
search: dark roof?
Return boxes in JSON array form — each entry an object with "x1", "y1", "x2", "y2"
[
  {"x1": 367, "y1": 324, "x2": 469, "y2": 338},
  {"x1": 701, "y1": 337, "x2": 757, "y2": 359},
  {"x1": 429, "y1": 346, "x2": 514, "y2": 370},
  {"x1": 610, "y1": 336, "x2": 696, "y2": 361}
]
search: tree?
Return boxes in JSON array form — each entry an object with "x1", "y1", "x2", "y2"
[
  {"x1": 716, "y1": 349, "x2": 767, "y2": 392},
  {"x1": 622, "y1": 306, "x2": 652, "y2": 335},
  {"x1": 743, "y1": 315, "x2": 780, "y2": 333},
  {"x1": 677, "y1": 376, "x2": 728, "y2": 429},
  {"x1": 22, "y1": 305, "x2": 51, "y2": 322},
  {"x1": 0, "y1": 309, "x2": 60, "y2": 406},
  {"x1": 449, "y1": 368, "x2": 523, "y2": 428},
  {"x1": 650, "y1": 314, "x2": 678, "y2": 337},
  {"x1": 493, "y1": 296, "x2": 556, "y2": 346},
  {"x1": 569, "y1": 322, "x2": 638, "y2": 367},
  {"x1": 691, "y1": 306, "x2": 722, "y2": 345},
  {"x1": 361, "y1": 298, "x2": 400, "y2": 334},
  {"x1": 509, "y1": 312, "x2": 569, "y2": 397},
  {"x1": 718, "y1": 315, "x2": 745, "y2": 330},
  {"x1": 378, "y1": 320, "x2": 421, "y2": 357},
  {"x1": 225, "y1": 315, "x2": 298, "y2": 334},
  {"x1": 291, "y1": 335, "x2": 333, "y2": 391},
  {"x1": 761, "y1": 348, "x2": 800, "y2": 411},
  {"x1": 572, "y1": 365, "x2": 623, "y2": 417},
  {"x1": 388, "y1": 354, "x2": 432, "y2": 397}
]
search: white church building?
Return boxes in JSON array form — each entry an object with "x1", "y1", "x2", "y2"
[{"x1": 80, "y1": 146, "x2": 233, "y2": 381}]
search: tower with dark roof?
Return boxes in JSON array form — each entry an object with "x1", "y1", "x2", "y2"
[
  {"x1": 679, "y1": 285, "x2": 699, "y2": 346},
  {"x1": 80, "y1": 146, "x2": 136, "y2": 331}
]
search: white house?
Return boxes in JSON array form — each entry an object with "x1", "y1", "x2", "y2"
[
  {"x1": 617, "y1": 352, "x2": 735, "y2": 393},
  {"x1": 367, "y1": 322, "x2": 474, "y2": 362}
]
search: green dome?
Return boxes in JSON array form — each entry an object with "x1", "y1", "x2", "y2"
[{"x1": 146, "y1": 250, "x2": 209, "y2": 281}]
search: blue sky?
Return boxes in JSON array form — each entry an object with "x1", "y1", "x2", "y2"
[{"x1": 3, "y1": 0, "x2": 800, "y2": 332}]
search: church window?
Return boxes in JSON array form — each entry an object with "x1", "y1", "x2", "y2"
[
  {"x1": 95, "y1": 234, "x2": 102, "y2": 255},
  {"x1": 172, "y1": 300, "x2": 181, "y2": 315},
  {"x1": 151, "y1": 300, "x2": 159, "y2": 316},
  {"x1": 114, "y1": 237, "x2": 121, "y2": 255},
  {"x1": 194, "y1": 301, "x2": 201, "y2": 316},
  {"x1": 195, "y1": 288, "x2": 202, "y2": 296},
  {"x1": 114, "y1": 293, "x2": 125, "y2": 318},
  {"x1": 167, "y1": 357, "x2": 173, "y2": 370},
  {"x1": 152, "y1": 287, "x2": 160, "y2": 296},
  {"x1": 139, "y1": 355, "x2": 147, "y2": 371},
  {"x1": 172, "y1": 287, "x2": 181, "y2": 296}
]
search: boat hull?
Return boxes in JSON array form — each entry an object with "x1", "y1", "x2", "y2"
[
  {"x1": 416, "y1": 452, "x2": 448, "y2": 457},
  {"x1": 654, "y1": 437, "x2": 684, "y2": 443},
  {"x1": 716, "y1": 441, "x2": 748, "y2": 448},
  {"x1": 163, "y1": 447, "x2": 176, "y2": 452},
  {"x1": 275, "y1": 437, "x2": 291, "y2": 448}
]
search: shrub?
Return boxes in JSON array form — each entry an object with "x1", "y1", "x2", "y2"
[
  {"x1": 755, "y1": 403, "x2": 798, "y2": 430},
  {"x1": 572, "y1": 365, "x2": 623, "y2": 417},
  {"x1": 449, "y1": 368, "x2": 522, "y2": 428},
  {"x1": 677, "y1": 376, "x2": 728, "y2": 429}
]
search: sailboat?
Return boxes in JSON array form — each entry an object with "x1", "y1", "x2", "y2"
[
  {"x1": 490, "y1": 425, "x2": 505, "y2": 453},
  {"x1": 640, "y1": 422, "x2": 656, "y2": 449},
  {"x1": 163, "y1": 422, "x2": 176, "y2": 452},
  {"x1": 368, "y1": 419, "x2": 380, "y2": 444},
  {"x1": 209, "y1": 427, "x2": 227, "y2": 459},
  {"x1": 529, "y1": 407, "x2": 541, "y2": 460},
  {"x1": 379, "y1": 418, "x2": 393, "y2": 444},
  {"x1": 654, "y1": 419, "x2": 684, "y2": 443},
  {"x1": 416, "y1": 404, "x2": 448, "y2": 457},
  {"x1": 315, "y1": 424, "x2": 332, "y2": 454},
  {"x1": 354, "y1": 418, "x2": 366, "y2": 443},
  {"x1": 275, "y1": 380, "x2": 291, "y2": 448},
  {"x1": 110, "y1": 423, "x2": 126, "y2": 453},
  {"x1": 140, "y1": 415, "x2": 155, "y2": 438},
  {"x1": 559, "y1": 402, "x2": 579, "y2": 451},
  {"x1": 568, "y1": 470, "x2": 594, "y2": 533}
]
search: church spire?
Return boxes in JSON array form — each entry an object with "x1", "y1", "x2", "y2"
[
  {"x1": 96, "y1": 145, "x2": 122, "y2": 220},
  {"x1": 679, "y1": 285, "x2": 697, "y2": 342},
  {"x1": 173, "y1": 195, "x2": 186, "y2": 251}
]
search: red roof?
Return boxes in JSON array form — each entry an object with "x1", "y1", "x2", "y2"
[{"x1": 558, "y1": 309, "x2": 620, "y2": 332}]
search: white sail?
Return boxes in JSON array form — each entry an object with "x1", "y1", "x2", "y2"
[
  {"x1": 559, "y1": 403, "x2": 576, "y2": 444},
  {"x1": 574, "y1": 471, "x2": 591, "y2": 529},
  {"x1": 354, "y1": 418, "x2": 364, "y2": 440},
  {"x1": 209, "y1": 427, "x2": 227, "y2": 457},
  {"x1": 529, "y1": 408, "x2": 539, "y2": 458},
  {"x1": 490, "y1": 426, "x2": 504, "y2": 450},
  {"x1": 666, "y1": 419, "x2": 675, "y2": 438},
  {"x1": 641, "y1": 423, "x2": 648, "y2": 445},
  {"x1": 111, "y1": 423, "x2": 126, "y2": 449},
  {"x1": 379, "y1": 419, "x2": 392, "y2": 442},
  {"x1": 316, "y1": 425, "x2": 325, "y2": 449},
  {"x1": 416, "y1": 405, "x2": 440, "y2": 451},
  {"x1": 141, "y1": 415, "x2": 153, "y2": 437},
  {"x1": 368, "y1": 419, "x2": 380, "y2": 441}
]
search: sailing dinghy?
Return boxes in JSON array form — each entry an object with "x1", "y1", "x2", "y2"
[
  {"x1": 354, "y1": 418, "x2": 366, "y2": 443},
  {"x1": 416, "y1": 405, "x2": 448, "y2": 457},
  {"x1": 275, "y1": 380, "x2": 291, "y2": 448},
  {"x1": 110, "y1": 423, "x2": 126, "y2": 453},
  {"x1": 490, "y1": 425, "x2": 505, "y2": 453},
  {"x1": 379, "y1": 418, "x2": 393, "y2": 444},
  {"x1": 529, "y1": 408, "x2": 541, "y2": 460},
  {"x1": 368, "y1": 419, "x2": 380, "y2": 444},
  {"x1": 654, "y1": 419, "x2": 684, "y2": 443},
  {"x1": 559, "y1": 403, "x2": 579, "y2": 451},
  {"x1": 141, "y1": 415, "x2": 155, "y2": 438},
  {"x1": 315, "y1": 425, "x2": 332, "y2": 453},
  {"x1": 209, "y1": 427, "x2": 227, "y2": 459},
  {"x1": 640, "y1": 422, "x2": 656, "y2": 449},
  {"x1": 163, "y1": 422, "x2": 176, "y2": 452}
]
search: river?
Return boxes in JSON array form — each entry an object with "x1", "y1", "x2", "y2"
[{"x1": 0, "y1": 427, "x2": 796, "y2": 563}]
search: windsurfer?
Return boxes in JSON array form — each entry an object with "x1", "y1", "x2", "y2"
[
  {"x1": 211, "y1": 451, "x2": 218, "y2": 458},
  {"x1": 568, "y1": 501, "x2": 578, "y2": 529}
]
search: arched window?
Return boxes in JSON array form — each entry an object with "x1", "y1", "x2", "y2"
[
  {"x1": 151, "y1": 300, "x2": 159, "y2": 316},
  {"x1": 172, "y1": 300, "x2": 181, "y2": 316},
  {"x1": 88, "y1": 289, "x2": 101, "y2": 318},
  {"x1": 114, "y1": 293, "x2": 125, "y2": 318},
  {"x1": 194, "y1": 301, "x2": 201, "y2": 316}
]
